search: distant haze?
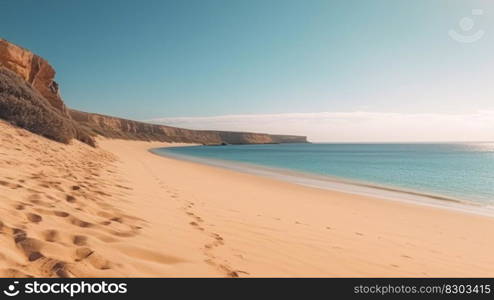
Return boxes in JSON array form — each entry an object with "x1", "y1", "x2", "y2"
[{"x1": 149, "y1": 111, "x2": 494, "y2": 143}]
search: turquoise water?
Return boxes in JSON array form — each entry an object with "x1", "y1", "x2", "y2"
[{"x1": 152, "y1": 143, "x2": 494, "y2": 204}]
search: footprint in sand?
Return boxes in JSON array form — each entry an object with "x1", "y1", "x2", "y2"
[
  {"x1": 53, "y1": 211, "x2": 70, "y2": 218},
  {"x1": 0, "y1": 180, "x2": 22, "y2": 189},
  {"x1": 26, "y1": 213, "x2": 42, "y2": 223},
  {"x1": 65, "y1": 195, "x2": 77, "y2": 203},
  {"x1": 110, "y1": 217, "x2": 123, "y2": 223},
  {"x1": 12, "y1": 228, "x2": 27, "y2": 243},
  {"x1": 14, "y1": 203, "x2": 25, "y2": 210},
  {"x1": 189, "y1": 222, "x2": 205, "y2": 231},
  {"x1": 28, "y1": 252, "x2": 44, "y2": 262},
  {"x1": 72, "y1": 235, "x2": 88, "y2": 246},
  {"x1": 36, "y1": 258, "x2": 70, "y2": 277},
  {"x1": 27, "y1": 194, "x2": 53, "y2": 208},
  {"x1": 69, "y1": 217, "x2": 93, "y2": 228},
  {"x1": 212, "y1": 233, "x2": 224, "y2": 243},
  {"x1": 75, "y1": 247, "x2": 94, "y2": 261},
  {"x1": 41, "y1": 230, "x2": 59, "y2": 243},
  {"x1": 13, "y1": 233, "x2": 45, "y2": 263}
]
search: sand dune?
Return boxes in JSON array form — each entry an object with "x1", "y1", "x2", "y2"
[{"x1": 2, "y1": 120, "x2": 494, "y2": 277}]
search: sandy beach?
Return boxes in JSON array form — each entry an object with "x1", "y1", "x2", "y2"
[{"x1": 1, "y1": 120, "x2": 494, "y2": 277}]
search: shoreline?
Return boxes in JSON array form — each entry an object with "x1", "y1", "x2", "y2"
[
  {"x1": 150, "y1": 147, "x2": 494, "y2": 218},
  {"x1": 132, "y1": 140, "x2": 494, "y2": 276},
  {"x1": 3, "y1": 121, "x2": 494, "y2": 277}
]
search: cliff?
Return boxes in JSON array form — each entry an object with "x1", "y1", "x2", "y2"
[
  {"x1": 0, "y1": 39, "x2": 68, "y2": 116},
  {"x1": 0, "y1": 39, "x2": 307, "y2": 146},
  {"x1": 70, "y1": 110, "x2": 307, "y2": 145}
]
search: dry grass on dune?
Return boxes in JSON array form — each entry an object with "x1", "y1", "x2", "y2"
[{"x1": 0, "y1": 67, "x2": 95, "y2": 146}]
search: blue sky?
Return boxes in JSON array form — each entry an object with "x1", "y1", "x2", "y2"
[{"x1": 1, "y1": 0, "x2": 493, "y2": 141}]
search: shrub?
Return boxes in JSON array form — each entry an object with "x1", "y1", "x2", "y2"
[{"x1": 0, "y1": 67, "x2": 95, "y2": 146}]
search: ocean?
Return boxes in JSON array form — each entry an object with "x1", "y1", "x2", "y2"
[{"x1": 151, "y1": 143, "x2": 494, "y2": 207}]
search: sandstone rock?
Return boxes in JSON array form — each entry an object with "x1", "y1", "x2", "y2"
[{"x1": 0, "y1": 39, "x2": 68, "y2": 116}]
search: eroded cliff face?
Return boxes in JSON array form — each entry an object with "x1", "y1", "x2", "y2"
[
  {"x1": 70, "y1": 110, "x2": 307, "y2": 145},
  {"x1": 0, "y1": 39, "x2": 68, "y2": 116},
  {"x1": 0, "y1": 38, "x2": 307, "y2": 146}
]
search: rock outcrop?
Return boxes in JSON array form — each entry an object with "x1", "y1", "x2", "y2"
[
  {"x1": 0, "y1": 38, "x2": 307, "y2": 146},
  {"x1": 0, "y1": 39, "x2": 68, "y2": 116},
  {"x1": 70, "y1": 110, "x2": 307, "y2": 145}
]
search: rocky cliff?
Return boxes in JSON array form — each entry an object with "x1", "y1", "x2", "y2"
[
  {"x1": 0, "y1": 39, "x2": 307, "y2": 146},
  {"x1": 70, "y1": 110, "x2": 307, "y2": 145},
  {"x1": 0, "y1": 39, "x2": 68, "y2": 116}
]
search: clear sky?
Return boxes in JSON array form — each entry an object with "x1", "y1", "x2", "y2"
[{"x1": 1, "y1": 0, "x2": 493, "y2": 141}]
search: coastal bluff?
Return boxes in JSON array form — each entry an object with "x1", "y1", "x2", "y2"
[
  {"x1": 0, "y1": 39, "x2": 307, "y2": 146},
  {"x1": 70, "y1": 110, "x2": 307, "y2": 145}
]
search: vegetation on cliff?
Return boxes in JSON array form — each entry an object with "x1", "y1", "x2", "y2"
[
  {"x1": 0, "y1": 38, "x2": 307, "y2": 146},
  {"x1": 0, "y1": 68, "x2": 95, "y2": 146}
]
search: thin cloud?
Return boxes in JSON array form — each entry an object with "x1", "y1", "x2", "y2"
[{"x1": 148, "y1": 111, "x2": 494, "y2": 142}]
